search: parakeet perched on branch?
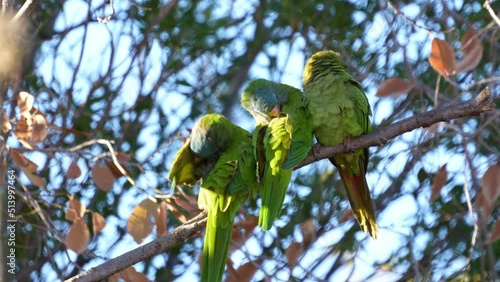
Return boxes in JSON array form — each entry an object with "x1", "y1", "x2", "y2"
[
  {"x1": 302, "y1": 50, "x2": 378, "y2": 238},
  {"x1": 242, "y1": 79, "x2": 313, "y2": 230},
  {"x1": 169, "y1": 114, "x2": 258, "y2": 282}
]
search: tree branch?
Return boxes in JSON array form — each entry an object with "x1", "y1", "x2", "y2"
[
  {"x1": 66, "y1": 87, "x2": 494, "y2": 282},
  {"x1": 64, "y1": 211, "x2": 208, "y2": 282},
  {"x1": 297, "y1": 87, "x2": 494, "y2": 168}
]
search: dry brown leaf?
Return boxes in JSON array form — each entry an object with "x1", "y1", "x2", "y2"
[
  {"x1": 31, "y1": 107, "x2": 47, "y2": 118},
  {"x1": 9, "y1": 149, "x2": 45, "y2": 187},
  {"x1": 430, "y1": 164, "x2": 448, "y2": 203},
  {"x1": 14, "y1": 116, "x2": 31, "y2": 141},
  {"x1": 17, "y1": 139, "x2": 34, "y2": 150},
  {"x1": 104, "y1": 152, "x2": 133, "y2": 178},
  {"x1": 231, "y1": 228, "x2": 250, "y2": 252},
  {"x1": 24, "y1": 172, "x2": 46, "y2": 187},
  {"x1": 9, "y1": 148, "x2": 28, "y2": 168},
  {"x1": 230, "y1": 215, "x2": 258, "y2": 251},
  {"x1": 230, "y1": 229, "x2": 245, "y2": 252},
  {"x1": 240, "y1": 215, "x2": 259, "y2": 232},
  {"x1": 173, "y1": 195, "x2": 200, "y2": 214},
  {"x1": 375, "y1": 78, "x2": 415, "y2": 98},
  {"x1": 111, "y1": 267, "x2": 149, "y2": 282},
  {"x1": 104, "y1": 159, "x2": 124, "y2": 178},
  {"x1": 116, "y1": 152, "x2": 133, "y2": 162},
  {"x1": 197, "y1": 251, "x2": 203, "y2": 270},
  {"x1": 285, "y1": 241, "x2": 304, "y2": 269},
  {"x1": 1, "y1": 110, "x2": 11, "y2": 133},
  {"x1": 92, "y1": 212, "x2": 107, "y2": 234},
  {"x1": 487, "y1": 220, "x2": 500, "y2": 244},
  {"x1": 30, "y1": 114, "x2": 47, "y2": 143},
  {"x1": 13, "y1": 113, "x2": 48, "y2": 147},
  {"x1": 226, "y1": 259, "x2": 262, "y2": 282},
  {"x1": 91, "y1": 163, "x2": 115, "y2": 191},
  {"x1": 475, "y1": 191, "x2": 494, "y2": 220},
  {"x1": 66, "y1": 161, "x2": 82, "y2": 179},
  {"x1": 120, "y1": 267, "x2": 149, "y2": 282},
  {"x1": 339, "y1": 209, "x2": 355, "y2": 223},
  {"x1": 428, "y1": 38, "x2": 456, "y2": 78},
  {"x1": 66, "y1": 196, "x2": 86, "y2": 222},
  {"x1": 165, "y1": 198, "x2": 190, "y2": 223},
  {"x1": 301, "y1": 218, "x2": 316, "y2": 245},
  {"x1": 65, "y1": 219, "x2": 90, "y2": 254},
  {"x1": 17, "y1": 91, "x2": 34, "y2": 115},
  {"x1": 127, "y1": 198, "x2": 158, "y2": 244},
  {"x1": 456, "y1": 27, "x2": 483, "y2": 73},
  {"x1": 156, "y1": 201, "x2": 168, "y2": 237},
  {"x1": 481, "y1": 165, "x2": 500, "y2": 208}
]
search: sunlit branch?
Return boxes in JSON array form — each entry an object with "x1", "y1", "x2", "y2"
[
  {"x1": 484, "y1": 0, "x2": 500, "y2": 27},
  {"x1": 65, "y1": 211, "x2": 208, "y2": 282},
  {"x1": 12, "y1": 0, "x2": 31, "y2": 21},
  {"x1": 296, "y1": 87, "x2": 494, "y2": 168}
]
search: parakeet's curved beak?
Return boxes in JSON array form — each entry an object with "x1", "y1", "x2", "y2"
[{"x1": 270, "y1": 104, "x2": 283, "y2": 117}]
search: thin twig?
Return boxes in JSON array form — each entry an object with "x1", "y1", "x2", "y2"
[
  {"x1": 462, "y1": 173, "x2": 478, "y2": 271},
  {"x1": 12, "y1": 0, "x2": 31, "y2": 21},
  {"x1": 484, "y1": 0, "x2": 500, "y2": 27},
  {"x1": 97, "y1": 0, "x2": 115, "y2": 23}
]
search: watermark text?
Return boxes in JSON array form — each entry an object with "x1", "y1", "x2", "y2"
[{"x1": 6, "y1": 169, "x2": 16, "y2": 275}]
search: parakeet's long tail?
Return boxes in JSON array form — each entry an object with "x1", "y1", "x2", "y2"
[
  {"x1": 201, "y1": 210, "x2": 232, "y2": 282},
  {"x1": 258, "y1": 170, "x2": 293, "y2": 230},
  {"x1": 333, "y1": 159, "x2": 378, "y2": 239}
]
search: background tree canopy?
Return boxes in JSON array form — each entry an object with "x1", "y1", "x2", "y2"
[{"x1": 0, "y1": 0, "x2": 499, "y2": 281}]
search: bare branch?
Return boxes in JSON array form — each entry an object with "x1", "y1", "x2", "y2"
[
  {"x1": 484, "y1": 0, "x2": 500, "y2": 27},
  {"x1": 65, "y1": 211, "x2": 208, "y2": 282},
  {"x1": 65, "y1": 87, "x2": 494, "y2": 281},
  {"x1": 12, "y1": 0, "x2": 32, "y2": 21}
]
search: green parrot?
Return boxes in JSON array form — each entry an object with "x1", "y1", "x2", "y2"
[
  {"x1": 169, "y1": 114, "x2": 258, "y2": 282},
  {"x1": 302, "y1": 50, "x2": 378, "y2": 238},
  {"x1": 241, "y1": 79, "x2": 313, "y2": 230}
]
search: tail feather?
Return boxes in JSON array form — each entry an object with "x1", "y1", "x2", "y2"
[
  {"x1": 201, "y1": 210, "x2": 232, "y2": 282},
  {"x1": 258, "y1": 170, "x2": 293, "y2": 230},
  {"x1": 331, "y1": 158, "x2": 378, "y2": 238}
]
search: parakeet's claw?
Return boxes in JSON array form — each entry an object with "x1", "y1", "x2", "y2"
[
  {"x1": 312, "y1": 143, "x2": 322, "y2": 160},
  {"x1": 377, "y1": 137, "x2": 388, "y2": 146},
  {"x1": 343, "y1": 137, "x2": 355, "y2": 153}
]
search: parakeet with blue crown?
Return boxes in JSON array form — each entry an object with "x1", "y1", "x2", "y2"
[
  {"x1": 242, "y1": 79, "x2": 313, "y2": 230},
  {"x1": 169, "y1": 113, "x2": 259, "y2": 282}
]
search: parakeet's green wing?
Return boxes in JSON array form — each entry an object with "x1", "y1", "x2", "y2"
[
  {"x1": 331, "y1": 79, "x2": 377, "y2": 237},
  {"x1": 258, "y1": 117, "x2": 293, "y2": 230},
  {"x1": 252, "y1": 124, "x2": 267, "y2": 183},
  {"x1": 280, "y1": 84, "x2": 313, "y2": 170},
  {"x1": 281, "y1": 113, "x2": 313, "y2": 170},
  {"x1": 349, "y1": 79, "x2": 372, "y2": 137},
  {"x1": 168, "y1": 139, "x2": 199, "y2": 186}
]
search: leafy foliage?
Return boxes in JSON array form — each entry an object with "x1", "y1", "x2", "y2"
[{"x1": 0, "y1": 0, "x2": 499, "y2": 281}]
